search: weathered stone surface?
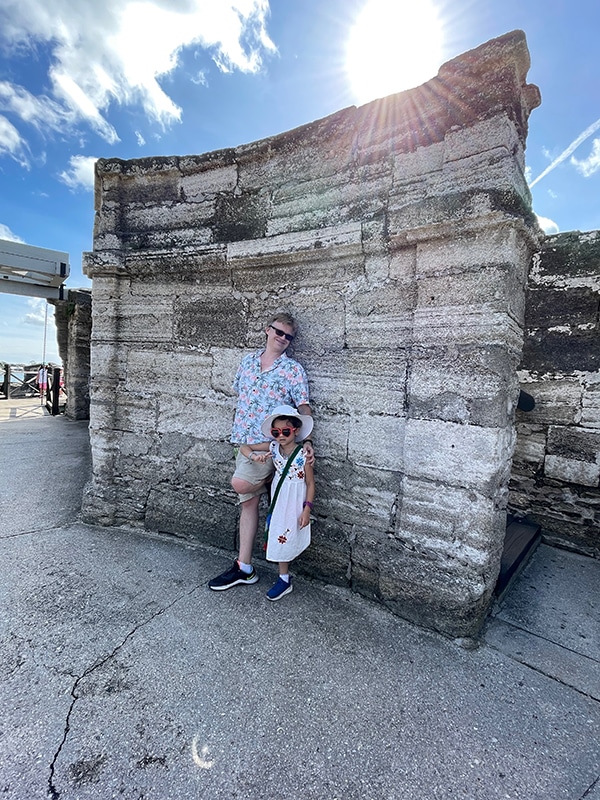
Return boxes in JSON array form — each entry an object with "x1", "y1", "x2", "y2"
[
  {"x1": 377, "y1": 541, "x2": 495, "y2": 637},
  {"x1": 156, "y1": 393, "x2": 232, "y2": 439},
  {"x1": 307, "y1": 350, "x2": 407, "y2": 416},
  {"x1": 526, "y1": 286, "x2": 598, "y2": 329},
  {"x1": 296, "y1": 516, "x2": 353, "y2": 587},
  {"x1": 397, "y1": 476, "x2": 506, "y2": 555},
  {"x1": 180, "y1": 164, "x2": 238, "y2": 199},
  {"x1": 94, "y1": 297, "x2": 175, "y2": 343},
  {"x1": 509, "y1": 230, "x2": 600, "y2": 556},
  {"x1": 510, "y1": 424, "x2": 547, "y2": 471},
  {"x1": 174, "y1": 295, "x2": 246, "y2": 349},
  {"x1": 581, "y1": 378, "x2": 600, "y2": 429},
  {"x1": 145, "y1": 485, "x2": 238, "y2": 548},
  {"x1": 547, "y1": 425, "x2": 600, "y2": 462},
  {"x1": 544, "y1": 455, "x2": 600, "y2": 487},
  {"x1": 534, "y1": 229, "x2": 600, "y2": 277},
  {"x1": 82, "y1": 31, "x2": 541, "y2": 637},
  {"x1": 522, "y1": 330, "x2": 599, "y2": 373},
  {"x1": 348, "y1": 413, "x2": 406, "y2": 471},
  {"x1": 50, "y1": 289, "x2": 92, "y2": 419},
  {"x1": 125, "y1": 350, "x2": 213, "y2": 397},
  {"x1": 403, "y1": 419, "x2": 514, "y2": 491},
  {"x1": 407, "y1": 344, "x2": 518, "y2": 427}
]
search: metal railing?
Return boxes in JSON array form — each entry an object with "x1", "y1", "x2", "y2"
[{"x1": 1, "y1": 363, "x2": 66, "y2": 415}]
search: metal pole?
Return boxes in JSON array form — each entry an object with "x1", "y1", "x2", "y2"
[
  {"x1": 41, "y1": 302, "x2": 48, "y2": 405},
  {"x1": 2, "y1": 365, "x2": 10, "y2": 400},
  {"x1": 42, "y1": 302, "x2": 48, "y2": 365},
  {"x1": 51, "y1": 367, "x2": 60, "y2": 416}
]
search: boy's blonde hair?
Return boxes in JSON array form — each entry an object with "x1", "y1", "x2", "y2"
[{"x1": 267, "y1": 312, "x2": 297, "y2": 334}]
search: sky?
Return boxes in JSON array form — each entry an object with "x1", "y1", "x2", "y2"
[{"x1": 0, "y1": 0, "x2": 598, "y2": 365}]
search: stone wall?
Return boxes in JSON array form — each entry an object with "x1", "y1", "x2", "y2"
[
  {"x1": 509, "y1": 231, "x2": 600, "y2": 556},
  {"x1": 82, "y1": 31, "x2": 541, "y2": 638},
  {"x1": 50, "y1": 289, "x2": 92, "y2": 420}
]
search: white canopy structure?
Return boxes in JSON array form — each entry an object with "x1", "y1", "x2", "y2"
[{"x1": 0, "y1": 239, "x2": 69, "y2": 299}]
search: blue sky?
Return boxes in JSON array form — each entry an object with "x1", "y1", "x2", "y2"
[{"x1": 1, "y1": 0, "x2": 599, "y2": 365}]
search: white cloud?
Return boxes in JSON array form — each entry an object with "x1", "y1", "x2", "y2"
[
  {"x1": 23, "y1": 297, "x2": 47, "y2": 326},
  {"x1": 58, "y1": 155, "x2": 98, "y2": 191},
  {"x1": 0, "y1": 223, "x2": 25, "y2": 242},
  {"x1": 0, "y1": 0, "x2": 275, "y2": 150},
  {"x1": 0, "y1": 112, "x2": 29, "y2": 165},
  {"x1": 0, "y1": 81, "x2": 71, "y2": 132},
  {"x1": 135, "y1": 130, "x2": 146, "y2": 147},
  {"x1": 50, "y1": 72, "x2": 119, "y2": 144},
  {"x1": 192, "y1": 70, "x2": 209, "y2": 87},
  {"x1": 0, "y1": 295, "x2": 59, "y2": 364},
  {"x1": 571, "y1": 138, "x2": 600, "y2": 178},
  {"x1": 536, "y1": 215, "x2": 559, "y2": 235},
  {"x1": 529, "y1": 117, "x2": 600, "y2": 188}
]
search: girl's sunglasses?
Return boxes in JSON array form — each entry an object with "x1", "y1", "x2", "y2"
[{"x1": 271, "y1": 427, "x2": 294, "y2": 438}]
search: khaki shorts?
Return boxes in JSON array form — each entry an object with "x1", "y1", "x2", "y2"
[{"x1": 233, "y1": 449, "x2": 274, "y2": 503}]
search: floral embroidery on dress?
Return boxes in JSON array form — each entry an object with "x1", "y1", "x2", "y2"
[{"x1": 278, "y1": 531, "x2": 289, "y2": 544}]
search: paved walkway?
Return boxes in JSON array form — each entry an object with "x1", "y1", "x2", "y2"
[{"x1": 1, "y1": 399, "x2": 599, "y2": 799}]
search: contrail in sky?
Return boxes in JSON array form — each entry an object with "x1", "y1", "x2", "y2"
[{"x1": 528, "y1": 116, "x2": 600, "y2": 188}]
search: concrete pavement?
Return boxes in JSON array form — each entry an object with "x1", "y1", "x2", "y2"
[{"x1": 1, "y1": 399, "x2": 599, "y2": 799}]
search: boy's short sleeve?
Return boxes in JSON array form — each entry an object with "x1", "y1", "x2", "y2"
[{"x1": 288, "y1": 362, "x2": 310, "y2": 408}]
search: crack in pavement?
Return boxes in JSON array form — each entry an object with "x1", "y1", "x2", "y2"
[
  {"x1": 0, "y1": 526, "x2": 71, "y2": 540},
  {"x1": 581, "y1": 775, "x2": 600, "y2": 799},
  {"x1": 489, "y1": 617, "x2": 600, "y2": 664},
  {"x1": 47, "y1": 584, "x2": 200, "y2": 799},
  {"x1": 484, "y1": 632, "x2": 600, "y2": 703}
]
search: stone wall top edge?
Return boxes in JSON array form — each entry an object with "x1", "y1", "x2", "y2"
[
  {"x1": 94, "y1": 31, "x2": 538, "y2": 185},
  {"x1": 542, "y1": 229, "x2": 600, "y2": 249},
  {"x1": 439, "y1": 29, "x2": 530, "y2": 83},
  {"x1": 95, "y1": 148, "x2": 238, "y2": 178}
]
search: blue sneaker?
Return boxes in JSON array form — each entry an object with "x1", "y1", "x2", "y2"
[{"x1": 266, "y1": 577, "x2": 293, "y2": 601}]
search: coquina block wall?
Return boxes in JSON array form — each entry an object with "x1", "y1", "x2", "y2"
[
  {"x1": 50, "y1": 289, "x2": 92, "y2": 420},
  {"x1": 82, "y1": 31, "x2": 541, "y2": 637},
  {"x1": 510, "y1": 230, "x2": 600, "y2": 557}
]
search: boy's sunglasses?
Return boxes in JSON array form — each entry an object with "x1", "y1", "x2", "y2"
[
  {"x1": 269, "y1": 324, "x2": 295, "y2": 342},
  {"x1": 271, "y1": 428, "x2": 294, "y2": 438}
]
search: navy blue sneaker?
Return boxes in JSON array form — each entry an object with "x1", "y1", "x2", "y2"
[
  {"x1": 266, "y1": 577, "x2": 293, "y2": 601},
  {"x1": 208, "y1": 560, "x2": 259, "y2": 591}
]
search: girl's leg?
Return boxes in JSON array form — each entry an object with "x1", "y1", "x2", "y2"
[{"x1": 266, "y1": 561, "x2": 293, "y2": 599}]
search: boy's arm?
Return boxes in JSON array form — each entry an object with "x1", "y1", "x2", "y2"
[
  {"x1": 298, "y1": 403, "x2": 315, "y2": 465},
  {"x1": 239, "y1": 442, "x2": 271, "y2": 460}
]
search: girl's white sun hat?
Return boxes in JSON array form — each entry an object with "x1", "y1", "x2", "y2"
[{"x1": 260, "y1": 405, "x2": 313, "y2": 442}]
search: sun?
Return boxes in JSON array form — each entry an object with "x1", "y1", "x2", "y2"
[{"x1": 346, "y1": 0, "x2": 445, "y2": 105}]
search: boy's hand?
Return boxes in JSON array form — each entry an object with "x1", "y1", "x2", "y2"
[
  {"x1": 252, "y1": 452, "x2": 272, "y2": 463},
  {"x1": 302, "y1": 440, "x2": 315, "y2": 466}
]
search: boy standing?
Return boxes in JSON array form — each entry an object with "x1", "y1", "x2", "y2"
[{"x1": 208, "y1": 313, "x2": 314, "y2": 591}]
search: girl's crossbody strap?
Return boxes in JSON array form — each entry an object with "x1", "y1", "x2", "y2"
[{"x1": 267, "y1": 444, "x2": 302, "y2": 516}]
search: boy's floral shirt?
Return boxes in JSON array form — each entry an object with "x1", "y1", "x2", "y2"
[{"x1": 230, "y1": 349, "x2": 310, "y2": 444}]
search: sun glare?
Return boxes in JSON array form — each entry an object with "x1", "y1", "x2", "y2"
[{"x1": 346, "y1": 0, "x2": 445, "y2": 104}]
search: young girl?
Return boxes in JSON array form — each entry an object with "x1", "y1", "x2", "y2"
[{"x1": 239, "y1": 404, "x2": 315, "y2": 601}]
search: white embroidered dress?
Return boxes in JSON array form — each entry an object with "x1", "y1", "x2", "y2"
[{"x1": 266, "y1": 441, "x2": 311, "y2": 563}]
